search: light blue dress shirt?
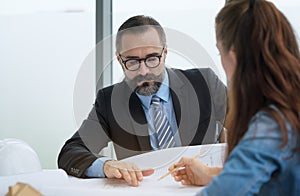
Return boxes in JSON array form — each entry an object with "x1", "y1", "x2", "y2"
[
  {"x1": 198, "y1": 106, "x2": 300, "y2": 196},
  {"x1": 85, "y1": 70, "x2": 181, "y2": 177}
]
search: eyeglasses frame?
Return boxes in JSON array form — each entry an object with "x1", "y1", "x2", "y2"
[{"x1": 118, "y1": 46, "x2": 165, "y2": 71}]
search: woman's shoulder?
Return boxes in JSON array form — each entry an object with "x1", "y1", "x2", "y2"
[{"x1": 241, "y1": 105, "x2": 296, "y2": 150}]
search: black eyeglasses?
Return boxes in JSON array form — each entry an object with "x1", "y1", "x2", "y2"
[{"x1": 119, "y1": 47, "x2": 165, "y2": 71}]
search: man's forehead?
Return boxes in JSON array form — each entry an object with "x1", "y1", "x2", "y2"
[
  {"x1": 119, "y1": 28, "x2": 163, "y2": 53},
  {"x1": 119, "y1": 46, "x2": 163, "y2": 56}
]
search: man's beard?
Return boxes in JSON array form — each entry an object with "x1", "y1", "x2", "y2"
[{"x1": 126, "y1": 72, "x2": 164, "y2": 96}]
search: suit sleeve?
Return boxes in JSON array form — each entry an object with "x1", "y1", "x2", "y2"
[{"x1": 57, "y1": 89, "x2": 111, "y2": 178}]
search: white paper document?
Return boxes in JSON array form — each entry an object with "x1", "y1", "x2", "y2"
[{"x1": 122, "y1": 143, "x2": 226, "y2": 171}]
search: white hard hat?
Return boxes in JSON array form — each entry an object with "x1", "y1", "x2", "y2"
[{"x1": 0, "y1": 138, "x2": 42, "y2": 176}]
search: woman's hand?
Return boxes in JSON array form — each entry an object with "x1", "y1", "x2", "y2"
[{"x1": 169, "y1": 157, "x2": 222, "y2": 186}]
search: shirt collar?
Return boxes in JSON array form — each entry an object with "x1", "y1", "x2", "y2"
[{"x1": 136, "y1": 70, "x2": 170, "y2": 109}]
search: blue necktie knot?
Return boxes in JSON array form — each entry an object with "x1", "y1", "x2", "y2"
[{"x1": 151, "y1": 95, "x2": 161, "y2": 105}]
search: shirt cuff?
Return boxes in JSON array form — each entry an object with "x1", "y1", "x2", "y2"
[{"x1": 84, "y1": 157, "x2": 113, "y2": 178}]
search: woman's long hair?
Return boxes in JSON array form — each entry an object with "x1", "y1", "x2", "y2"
[{"x1": 216, "y1": 0, "x2": 300, "y2": 154}]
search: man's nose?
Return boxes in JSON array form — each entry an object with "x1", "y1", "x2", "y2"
[{"x1": 137, "y1": 61, "x2": 150, "y2": 76}]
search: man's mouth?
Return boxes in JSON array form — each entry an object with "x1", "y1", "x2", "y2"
[{"x1": 137, "y1": 80, "x2": 155, "y2": 87}]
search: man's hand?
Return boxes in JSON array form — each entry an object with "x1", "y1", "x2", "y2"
[{"x1": 103, "y1": 160, "x2": 154, "y2": 186}]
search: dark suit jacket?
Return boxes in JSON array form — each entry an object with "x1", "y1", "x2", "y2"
[{"x1": 58, "y1": 68, "x2": 227, "y2": 177}]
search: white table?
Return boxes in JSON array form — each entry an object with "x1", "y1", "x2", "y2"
[{"x1": 1, "y1": 144, "x2": 226, "y2": 196}]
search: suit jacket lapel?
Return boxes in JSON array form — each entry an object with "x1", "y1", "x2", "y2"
[
  {"x1": 111, "y1": 82, "x2": 151, "y2": 152},
  {"x1": 167, "y1": 69, "x2": 200, "y2": 146},
  {"x1": 128, "y1": 90, "x2": 152, "y2": 151},
  {"x1": 168, "y1": 69, "x2": 183, "y2": 126}
]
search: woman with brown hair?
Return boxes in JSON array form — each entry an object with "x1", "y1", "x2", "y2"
[{"x1": 169, "y1": 0, "x2": 300, "y2": 195}]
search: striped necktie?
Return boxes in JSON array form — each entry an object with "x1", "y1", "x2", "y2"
[{"x1": 151, "y1": 95, "x2": 175, "y2": 149}]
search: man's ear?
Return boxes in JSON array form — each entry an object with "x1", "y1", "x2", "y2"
[
  {"x1": 164, "y1": 47, "x2": 168, "y2": 56},
  {"x1": 115, "y1": 51, "x2": 125, "y2": 71},
  {"x1": 115, "y1": 51, "x2": 121, "y2": 63}
]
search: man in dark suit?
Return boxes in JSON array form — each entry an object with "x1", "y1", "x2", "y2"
[{"x1": 58, "y1": 15, "x2": 227, "y2": 186}]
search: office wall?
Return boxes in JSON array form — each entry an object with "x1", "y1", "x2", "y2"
[{"x1": 0, "y1": 6, "x2": 95, "y2": 169}]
